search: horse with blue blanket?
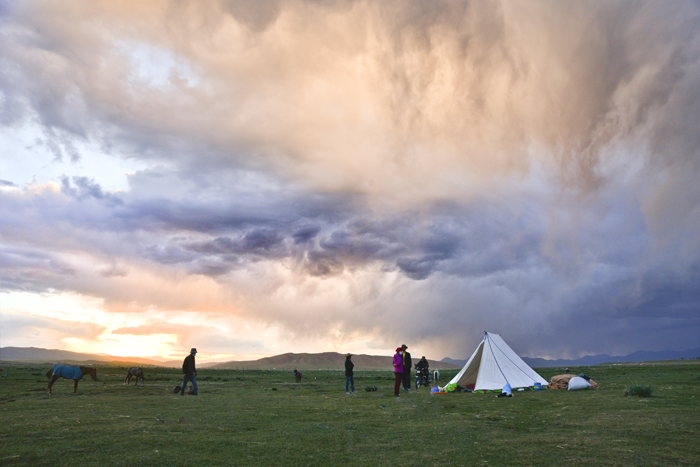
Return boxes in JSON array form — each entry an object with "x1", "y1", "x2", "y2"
[
  {"x1": 124, "y1": 367, "x2": 145, "y2": 386},
  {"x1": 46, "y1": 365, "x2": 98, "y2": 394}
]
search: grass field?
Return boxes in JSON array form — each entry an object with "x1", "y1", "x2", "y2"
[{"x1": 0, "y1": 361, "x2": 698, "y2": 466}]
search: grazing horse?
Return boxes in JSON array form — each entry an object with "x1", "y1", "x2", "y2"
[
  {"x1": 124, "y1": 367, "x2": 145, "y2": 386},
  {"x1": 46, "y1": 365, "x2": 98, "y2": 395}
]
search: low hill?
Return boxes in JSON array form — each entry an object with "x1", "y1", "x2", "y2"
[
  {"x1": 209, "y1": 352, "x2": 460, "y2": 371},
  {"x1": 0, "y1": 347, "x2": 168, "y2": 367}
]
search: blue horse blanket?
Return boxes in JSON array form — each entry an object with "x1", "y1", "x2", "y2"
[{"x1": 53, "y1": 365, "x2": 83, "y2": 379}]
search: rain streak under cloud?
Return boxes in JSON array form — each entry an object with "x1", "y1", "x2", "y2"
[{"x1": 1, "y1": 0, "x2": 699, "y2": 362}]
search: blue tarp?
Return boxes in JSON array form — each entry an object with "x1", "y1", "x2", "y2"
[{"x1": 53, "y1": 365, "x2": 83, "y2": 379}]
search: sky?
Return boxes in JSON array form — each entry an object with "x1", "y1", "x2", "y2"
[{"x1": 1, "y1": 0, "x2": 699, "y2": 363}]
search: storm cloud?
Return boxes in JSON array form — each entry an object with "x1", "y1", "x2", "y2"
[{"x1": 1, "y1": 0, "x2": 699, "y2": 361}]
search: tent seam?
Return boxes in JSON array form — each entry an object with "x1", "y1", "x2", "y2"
[{"x1": 487, "y1": 333, "x2": 537, "y2": 382}]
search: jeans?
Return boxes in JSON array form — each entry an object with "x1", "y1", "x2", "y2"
[
  {"x1": 181, "y1": 374, "x2": 198, "y2": 395},
  {"x1": 346, "y1": 375, "x2": 355, "y2": 392}
]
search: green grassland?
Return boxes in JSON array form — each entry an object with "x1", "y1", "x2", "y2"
[{"x1": 0, "y1": 361, "x2": 698, "y2": 466}]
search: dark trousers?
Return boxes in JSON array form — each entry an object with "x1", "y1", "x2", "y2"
[
  {"x1": 402, "y1": 368, "x2": 411, "y2": 389},
  {"x1": 346, "y1": 376, "x2": 355, "y2": 392},
  {"x1": 394, "y1": 372, "x2": 402, "y2": 396},
  {"x1": 180, "y1": 374, "x2": 198, "y2": 395}
]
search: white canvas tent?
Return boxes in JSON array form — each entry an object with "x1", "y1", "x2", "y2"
[{"x1": 446, "y1": 332, "x2": 548, "y2": 392}]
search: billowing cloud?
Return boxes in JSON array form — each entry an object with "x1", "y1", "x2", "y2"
[{"x1": 1, "y1": 0, "x2": 699, "y2": 361}]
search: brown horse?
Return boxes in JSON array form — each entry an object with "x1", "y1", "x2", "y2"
[
  {"x1": 124, "y1": 367, "x2": 145, "y2": 386},
  {"x1": 46, "y1": 365, "x2": 98, "y2": 395}
]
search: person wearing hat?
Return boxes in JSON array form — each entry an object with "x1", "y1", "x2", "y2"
[
  {"x1": 180, "y1": 348, "x2": 198, "y2": 396},
  {"x1": 392, "y1": 347, "x2": 403, "y2": 396},
  {"x1": 401, "y1": 344, "x2": 412, "y2": 391},
  {"x1": 416, "y1": 356, "x2": 429, "y2": 371},
  {"x1": 344, "y1": 353, "x2": 356, "y2": 394}
]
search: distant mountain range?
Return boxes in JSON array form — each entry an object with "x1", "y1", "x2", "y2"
[
  {"x1": 4, "y1": 346, "x2": 698, "y2": 370},
  {"x1": 442, "y1": 347, "x2": 700, "y2": 368},
  {"x1": 0, "y1": 347, "x2": 459, "y2": 370}
]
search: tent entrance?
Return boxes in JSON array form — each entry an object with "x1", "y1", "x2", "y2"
[{"x1": 461, "y1": 343, "x2": 483, "y2": 390}]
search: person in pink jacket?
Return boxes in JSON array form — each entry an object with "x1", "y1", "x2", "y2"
[{"x1": 393, "y1": 347, "x2": 403, "y2": 396}]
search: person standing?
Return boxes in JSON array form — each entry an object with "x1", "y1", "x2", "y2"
[
  {"x1": 401, "y1": 344, "x2": 412, "y2": 391},
  {"x1": 345, "y1": 353, "x2": 356, "y2": 394},
  {"x1": 393, "y1": 347, "x2": 403, "y2": 396},
  {"x1": 180, "y1": 348, "x2": 198, "y2": 396}
]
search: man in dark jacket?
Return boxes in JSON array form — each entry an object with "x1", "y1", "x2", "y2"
[
  {"x1": 345, "y1": 353, "x2": 356, "y2": 394},
  {"x1": 180, "y1": 348, "x2": 198, "y2": 396},
  {"x1": 401, "y1": 344, "x2": 412, "y2": 391}
]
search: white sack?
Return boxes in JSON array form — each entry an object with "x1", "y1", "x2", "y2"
[{"x1": 567, "y1": 376, "x2": 591, "y2": 390}]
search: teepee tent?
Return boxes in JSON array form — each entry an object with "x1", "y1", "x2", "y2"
[{"x1": 446, "y1": 332, "x2": 547, "y2": 392}]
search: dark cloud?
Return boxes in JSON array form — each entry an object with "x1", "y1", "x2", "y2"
[
  {"x1": 292, "y1": 225, "x2": 321, "y2": 244},
  {"x1": 60, "y1": 176, "x2": 123, "y2": 205},
  {"x1": 395, "y1": 257, "x2": 435, "y2": 280},
  {"x1": 303, "y1": 249, "x2": 345, "y2": 276},
  {"x1": 241, "y1": 228, "x2": 284, "y2": 251}
]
